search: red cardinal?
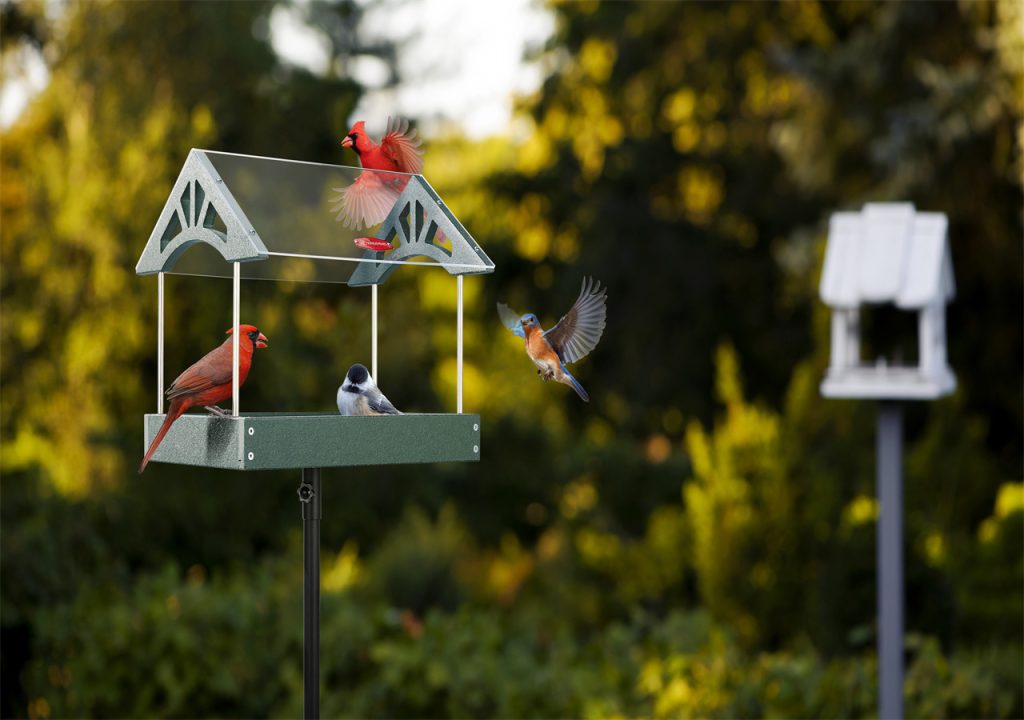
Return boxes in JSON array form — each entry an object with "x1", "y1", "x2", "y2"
[
  {"x1": 333, "y1": 117, "x2": 424, "y2": 229},
  {"x1": 342, "y1": 117, "x2": 423, "y2": 175},
  {"x1": 139, "y1": 324, "x2": 268, "y2": 473}
]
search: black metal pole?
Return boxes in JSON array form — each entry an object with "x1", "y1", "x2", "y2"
[
  {"x1": 298, "y1": 468, "x2": 322, "y2": 719},
  {"x1": 877, "y1": 402, "x2": 904, "y2": 719}
]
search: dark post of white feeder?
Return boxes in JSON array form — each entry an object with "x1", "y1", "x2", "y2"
[{"x1": 819, "y1": 203, "x2": 955, "y2": 720}]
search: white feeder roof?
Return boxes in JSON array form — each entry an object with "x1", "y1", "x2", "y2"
[{"x1": 820, "y1": 203, "x2": 954, "y2": 310}]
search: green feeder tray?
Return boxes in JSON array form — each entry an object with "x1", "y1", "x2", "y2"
[{"x1": 142, "y1": 412, "x2": 481, "y2": 471}]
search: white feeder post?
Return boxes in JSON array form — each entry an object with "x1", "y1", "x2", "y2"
[
  {"x1": 819, "y1": 203, "x2": 956, "y2": 720},
  {"x1": 232, "y1": 261, "x2": 240, "y2": 417},
  {"x1": 157, "y1": 272, "x2": 165, "y2": 415},
  {"x1": 457, "y1": 275, "x2": 463, "y2": 414},
  {"x1": 845, "y1": 308, "x2": 860, "y2": 367},
  {"x1": 372, "y1": 284, "x2": 378, "y2": 382}
]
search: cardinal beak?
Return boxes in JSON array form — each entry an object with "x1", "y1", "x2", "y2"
[
  {"x1": 256, "y1": 332, "x2": 269, "y2": 349},
  {"x1": 340, "y1": 134, "x2": 354, "y2": 149}
]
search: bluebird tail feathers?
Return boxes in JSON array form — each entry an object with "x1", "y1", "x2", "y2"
[{"x1": 563, "y1": 368, "x2": 590, "y2": 402}]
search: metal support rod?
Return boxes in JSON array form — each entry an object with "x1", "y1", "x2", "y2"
[
  {"x1": 157, "y1": 272, "x2": 165, "y2": 415},
  {"x1": 372, "y1": 283, "x2": 378, "y2": 382},
  {"x1": 457, "y1": 274, "x2": 463, "y2": 414},
  {"x1": 877, "y1": 402, "x2": 904, "y2": 720},
  {"x1": 298, "y1": 468, "x2": 322, "y2": 719},
  {"x1": 232, "y1": 262, "x2": 240, "y2": 416}
]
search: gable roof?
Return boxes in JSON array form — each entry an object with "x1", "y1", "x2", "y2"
[
  {"x1": 819, "y1": 203, "x2": 954, "y2": 310},
  {"x1": 136, "y1": 149, "x2": 494, "y2": 285}
]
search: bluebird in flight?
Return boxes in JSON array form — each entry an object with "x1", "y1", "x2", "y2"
[
  {"x1": 337, "y1": 363, "x2": 402, "y2": 416},
  {"x1": 497, "y1": 277, "x2": 607, "y2": 402}
]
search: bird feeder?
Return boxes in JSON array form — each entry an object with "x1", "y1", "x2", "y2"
[
  {"x1": 137, "y1": 149, "x2": 494, "y2": 470},
  {"x1": 136, "y1": 148, "x2": 494, "y2": 717},
  {"x1": 818, "y1": 201, "x2": 956, "y2": 720},
  {"x1": 819, "y1": 202, "x2": 955, "y2": 400}
]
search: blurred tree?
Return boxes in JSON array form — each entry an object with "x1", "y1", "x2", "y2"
[
  {"x1": 0, "y1": 0, "x2": 393, "y2": 712},
  {"x1": 476, "y1": 0, "x2": 1021, "y2": 653},
  {"x1": 0, "y1": 0, "x2": 377, "y2": 493},
  {"x1": 487, "y1": 0, "x2": 1021, "y2": 467}
]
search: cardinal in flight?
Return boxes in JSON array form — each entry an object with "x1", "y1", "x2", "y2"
[
  {"x1": 139, "y1": 325, "x2": 268, "y2": 473},
  {"x1": 498, "y1": 277, "x2": 607, "y2": 402},
  {"x1": 331, "y1": 117, "x2": 423, "y2": 229}
]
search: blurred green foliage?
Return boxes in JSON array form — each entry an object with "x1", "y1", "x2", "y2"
[
  {"x1": 16, "y1": 513, "x2": 1024, "y2": 719},
  {"x1": 2, "y1": 0, "x2": 1022, "y2": 717}
]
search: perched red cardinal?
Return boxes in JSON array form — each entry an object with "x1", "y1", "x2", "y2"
[
  {"x1": 139, "y1": 325, "x2": 268, "y2": 473},
  {"x1": 332, "y1": 117, "x2": 424, "y2": 229}
]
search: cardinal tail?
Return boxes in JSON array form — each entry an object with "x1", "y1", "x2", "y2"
[
  {"x1": 139, "y1": 400, "x2": 187, "y2": 473},
  {"x1": 562, "y1": 368, "x2": 590, "y2": 402}
]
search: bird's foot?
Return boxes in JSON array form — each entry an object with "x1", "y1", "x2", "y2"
[{"x1": 205, "y1": 406, "x2": 230, "y2": 417}]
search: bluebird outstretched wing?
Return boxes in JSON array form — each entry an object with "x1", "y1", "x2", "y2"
[
  {"x1": 497, "y1": 302, "x2": 526, "y2": 338},
  {"x1": 544, "y1": 276, "x2": 607, "y2": 365}
]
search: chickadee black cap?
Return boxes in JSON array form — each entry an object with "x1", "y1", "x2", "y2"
[{"x1": 347, "y1": 364, "x2": 369, "y2": 384}]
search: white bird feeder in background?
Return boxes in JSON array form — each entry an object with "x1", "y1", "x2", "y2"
[
  {"x1": 818, "y1": 201, "x2": 956, "y2": 720},
  {"x1": 820, "y1": 202, "x2": 955, "y2": 400}
]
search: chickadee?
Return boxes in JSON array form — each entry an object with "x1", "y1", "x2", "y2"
[{"x1": 337, "y1": 363, "x2": 402, "y2": 416}]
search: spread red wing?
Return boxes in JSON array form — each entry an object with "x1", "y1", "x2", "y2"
[
  {"x1": 544, "y1": 277, "x2": 608, "y2": 365},
  {"x1": 380, "y1": 116, "x2": 424, "y2": 175},
  {"x1": 330, "y1": 172, "x2": 402, "y2": 229}
]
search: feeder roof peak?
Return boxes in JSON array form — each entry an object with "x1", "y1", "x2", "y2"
[{"x1": 820, "y1": 202, "x2": 954, "y2": 310}]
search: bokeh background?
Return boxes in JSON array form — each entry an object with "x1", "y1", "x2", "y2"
[{"x1": 2, "y1": 1, "x2": 1022, "y2": 717}]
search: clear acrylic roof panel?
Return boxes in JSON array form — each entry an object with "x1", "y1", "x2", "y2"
[{"x1": 136, "y1": 150, "x2": 494, "y2": 285}]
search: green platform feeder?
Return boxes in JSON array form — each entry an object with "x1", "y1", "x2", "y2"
[{"x1": 136, "y1": 149, "x2": 495, "y2": 717}]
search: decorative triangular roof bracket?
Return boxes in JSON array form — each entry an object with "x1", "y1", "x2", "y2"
[
  {"x1": 347, "y1": 177, "x2": 494, "y2": 287},
  {"x1": 135, "y1": 150, "x2": 268, "y2": 275}
]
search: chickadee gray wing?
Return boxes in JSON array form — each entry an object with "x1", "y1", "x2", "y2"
[{"x1": 367, "y1": 388, "x2": 402, "y2": 415}]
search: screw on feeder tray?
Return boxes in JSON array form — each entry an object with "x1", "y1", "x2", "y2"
[{"x1": 248, "y1": 427, "x2": 255, "y2": 436}]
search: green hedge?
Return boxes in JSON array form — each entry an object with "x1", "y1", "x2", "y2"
[{"x1": 21, "y1": 559, "x2": 1022, "y2": 719}]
